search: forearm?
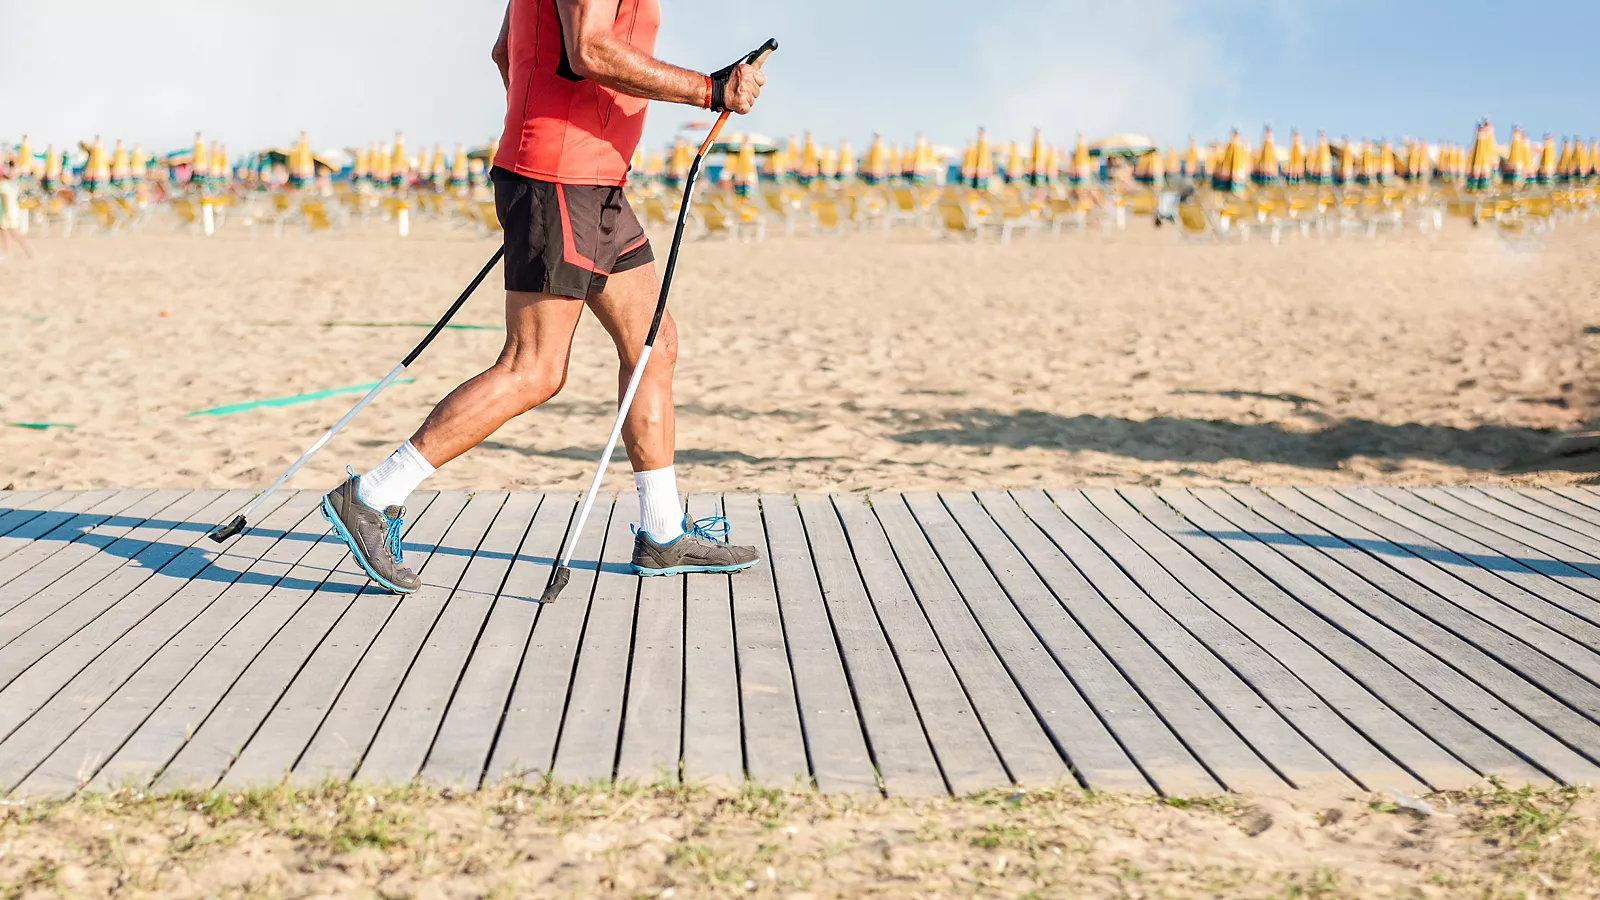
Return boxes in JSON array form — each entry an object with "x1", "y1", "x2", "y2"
[{"x1": 572, "y1": 35, "x2": 707, "y2": 107}]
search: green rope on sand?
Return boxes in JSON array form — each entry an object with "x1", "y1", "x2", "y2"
[
  {"x1": 186, "y1": 379, "x2": 416, "y2": 417},
  {"x1": 7, "y1": 422, "x2": 76, "y2": 430}
]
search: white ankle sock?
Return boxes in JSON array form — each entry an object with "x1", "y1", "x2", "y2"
[
  {"x1": 359, "y1": 440, "x2": 435, "y2": 511},
  {"x1": 634, "y1": 466, "x2": 685, "y2": 542}
]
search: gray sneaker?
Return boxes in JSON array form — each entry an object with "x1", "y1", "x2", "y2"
[
  {"x1": 632, "y1": 515, "x2": 760, "y2": 576},
  {"x1": 321, "y1": 470, "x2": 421, "y2": 594}
]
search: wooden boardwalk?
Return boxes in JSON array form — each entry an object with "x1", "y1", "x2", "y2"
[{"x1": 2, "y1": 485, "x2": 1600, "y2": 799}]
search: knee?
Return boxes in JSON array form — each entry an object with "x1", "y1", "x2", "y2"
[
  {"x1": 498, "y1": 358, "x2": 566, "y2": 412},
  {"x1": 646, "y1": 321, "x2": 679, "y2": 372}
]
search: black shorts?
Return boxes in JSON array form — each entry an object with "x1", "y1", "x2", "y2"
[{"x1": 491, "y1": 166, "x2": 654, "y2": 299}]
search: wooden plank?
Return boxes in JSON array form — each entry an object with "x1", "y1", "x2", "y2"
[
  {"x1": 1555, "y1": 487, "x2": 1600, "y2": 515},
  {"x1": 0, "y1": 490, "x2": 78, "y2": 539},
  {"x1": 482, "y1": 494, "x2": 612, "y2": 785},
  {"x1": 1482, "y1": 486, "x2": 1600, "y2": 533},
  {"x1": 216, "y1": 491, "x2": 465, "y2": 791},
  {"x1": 1188, "y1": 487, "x2": 1599, "y2": 784},
  {"x1": 616, "y1": 500, "x2": 685, "y2": 784},
  {"x1": 0, "y1": 493, "x2": 322, "y2": 795},
  {"x1": 33, "y1": 494, "x2": 404, "y2": 798},
  {"x1": 0, "y1": 491, "x2": 237, "y2": 690},
  {"x1": 0, "y1": 489, "x2": 154, "y2": 592},
  {"x1": 551, "y1": 494, "x2": 639, "y2": 784},
  {"x1": 77, "y1": 528, "x2": 364, "y2": 795},
  {"x1": 905, "y1": 492, "x2": 1144, "y2": 792},
  {"x1": 871, "y1": 494, "x2": 1068, "y2": 787},
  {"x1": 1234, "y1": 488, "x2": 1600, "y2": 728},
  {"x1": 952, "y1": 492, "x2": 1211, "y2": 795},
  {"x1": 678, "y1": 493, "x2": 743, "y2": 785},
  {"x1": 422, "y1": 492, "x2": 575, "y2": 789},
  {"x1": 1047, "y1": 488, "x2": 1351, "y2": 790},
  {"x1": 721, "y1": 494, "x2": 810, "y2": 789},
  {"x1": 1298, "y1": 488, "x2": 1600, "y2": 656},
  {"x1": 1105, "y1": 489, "x2": 1452, "y2": 792},
  {"x1": 1514, "y1": 488, "x2": 1600, "y2": 530},
  {"x1": 0, "y1": 490, "x2": 201, "y2": 649},
  {"x1": 357, "y1": 492, "x2": 540, "y2": 785},
  {"x1": 796, "y1": 493, "x2": 943, "y2": 796},
  {"x1": 1374, "y1": 487, "x2": 1600, "y2": 609},
  {"x1": 759, "y1": 494, "x2": 879, "y2": 795},
  {"x1": 0, "y1": 491, "x2": 66, "y2": 538},
  {"x1": 292, "y1": 492, "x2": 506, "y2": 785},
  {"x1": 1433, "y1": 488, "x2": 1600, "y2": 566},
  {"x1": 1006, "y1": 489, "x2": 1286, "y2": 793},
  {"x1": 1343, "y1": 488, "x2": 1600, "y2": 630}
]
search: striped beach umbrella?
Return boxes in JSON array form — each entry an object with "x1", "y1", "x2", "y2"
[
  {"x1": 390, "y1": 132, "x2": 408, "y2": 190},
  {"x1": 430, "y1": 145, "x2": 448, "y2": 189},
  {"x1": 1000, "y1": 140, "x2": 1022, "y2": 185},
  {"x1": 1027, "y1": 128, "x2": 1046, "y2": 186},
  {"x1": 1211, "y1": 130, "x2": 1249, "y2": 192},
  {"x1": 1378, "y1": 139, "x2": 1398, "y2": 184},
  {"x1": 1334, "y1": 137, "x2": 1355, "y2": 185},
  {"x1": 185, "y1": 133, "x2": 207, "y2": 190},
  {"x1": 1407, "y1": 140, "x2": 1432, "y2": 182},
  {"x1": 1181, "y1": 138, "x2": 1205, "y2": 180},
  {"x1": 836, "y1": 139, "x2": 855, "y2": 181},
  {"x1": 794, "y1": 133, "x2": 818, "y2": 186},
  {"x1": 41, "y1": 145, "x2": 60, "y2": 192},
  {"x1": 1284, "y1": 130, "x2": 1305, "y2": 185},
  {"x1": 1354, "y1": 140, "x2": 1376, "y2": 185},
  {"x1": 352, "y1": 147, "x2": 369, "y2": 185},
  {"x1": 862, "y1": 134, "x2": 887, "y2": 185},
  {"x1": 109, "y1": 139, "x2": 131, "y2": 189},
  {"x1": 1535, "y1": 134, "x2": 1557, "y2": 185},
  {"x1": 289, "y1": 132, "x2": 314, "y2": 188},
  {"x1": 130, "y1": 144, "x2": 148, "y2": 186},
  {"x1": 450, "y1": 144, "x2": 469, "y2": 190},
  {"x1": 84, "y1": 136, "x2": 110, "y2": 191},
  {"x1": 1307, "y1": 132, "x2": 1333, "y2": 184},
  {"x1": 731, "y1": 134, "x2": 760, "y2": 197},
  {"x1": 211, "y1": 144, "x2": 229, "y2": 189},
  {"x1": 1466, "y1": 119, "x2": 1497, "y2": 191},
  {"x1": 1252, "y1": 126, "x2": 1280, "y2": 185},
  {"x1": 1500, "y1": 125, "x2": 1528, "y2": 187},
  {"x1": 1066, "y1": 134, "x2": 1092, "y2": 185},
  {"x1": 1133, "y1": 148, "x2": 1164, "y2": 187}
]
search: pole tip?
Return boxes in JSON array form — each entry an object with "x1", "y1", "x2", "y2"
[
  {"x1": 209, "y1": 515, "x2": 247, "y2": 542},
  {"x1": 540, "y1": 566, "x2": 572, "y2": 603}
]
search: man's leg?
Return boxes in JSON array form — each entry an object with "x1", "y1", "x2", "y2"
[
  {"x1": 586, "y1": 264, "x2": 760, "y2": 575},
  {"x1": 321, "y1": 289, "x2": 584, "y2": 593}
]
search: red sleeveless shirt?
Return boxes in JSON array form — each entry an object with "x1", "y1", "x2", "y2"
[{"x1": 494, "y1": 0, "x2": 661, "y2": 186}]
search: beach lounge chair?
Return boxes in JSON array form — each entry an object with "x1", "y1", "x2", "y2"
[
  {"x1": 809, "y1": 198, "x2": 845, "y2": 234},
  {"x1": 300, "y1": 198, "x2": 336, "y2": 234},
  {"x1": 694, "y1": 201, "x2": 734, "y2": 239},
  {"x1": 758, "y1": 190, "x2": 803, "y2": 235},
  {"x1": 171, "y1": 197, "x2": 199, "y2": 232}
]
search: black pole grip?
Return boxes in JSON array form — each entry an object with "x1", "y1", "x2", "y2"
[{"x1": 743, "y1": 38, "x2": 778, "y2": 67}]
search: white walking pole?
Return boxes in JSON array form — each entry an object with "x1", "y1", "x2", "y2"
[{"x1": 540, "y1": 39, "x2": 776, "y2": 603}]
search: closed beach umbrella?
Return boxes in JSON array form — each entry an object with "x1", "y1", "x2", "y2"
[
  {"x1": 1211, "y1": 129, "x2": 1248, "y2": 192},
  {"x1": 1133, "y1": 148, "x2": 1164, "y2": 186},
  {"x1": 450, "y1": 144, "x2": 469, "y2": 190},
  {"x1": 352, "y1": 148, "x2": 369, "y2": 184},
  {"x1": 211, "y1": 144, "x2": 229, "y2": 188},
  {"x1": 1536, "y1": 134, "x2": 1557, "y2": 185},
  {"x1": 84, "y1": 136, "x2": 110, "y2": 191},
  {"x1": 972, "y1": 128, "x2": 994, "y2": 189},
  {"x1": 41, "y1": 145, "x2": 60, "y2": 192},
  {"x1": 862, "y1": 134, "x2": 888, "y2": 184},
  {"x1": 646, "y1": 148, "x2": 665, "y2": 181},
  {"x1": 1027, "y1": 128, "x2": 1046, "y2": 186},
  {"x1": 288, "y1": 132, "x2": 314, "y2": 188},
  {"x1": 836, "y1": 139, "x2": 855, "y2": 181},
  {"x1": 1067, "y1": 134, "x2": 1092, "y2": 185},
  {"x1": 1182, "y1": 138, "x2": 1205, "y2": 179},
  {"x1": 795, "y1": 132, "x2": 819, "y2": 185},
  {"x1": 999, "y1": 140, "x2": 1021, "y2": 185},
  {"x1": 109, "y1": 139, "x2": 131, "y2": 189},
  {"x1": 1500, "y1": 125, "x2": 1527, "y2": 187},
  {"x1": 1284, "y1": 130, "x2": 1305, "y2": 185},
  {"x1": 1581, "y1": 140, "x2": 1596, "y2": 182},
  {"x1": 1307, "y1": 132, "x2": 1333, "y2": 184},
  {"x1": 390, "y1": 132, "x2": 408, "y2": 190},
  {"x1": 1378, "y1": 139, "x2": 1397, "y2": 184},
  {"x1": 14, "y1": 135, "x2": 31, "y2": 180},
  {"x1": 1253, "y1": 126, "x2": 1280, "y2": 185},
  {"x1": 1334, "y1": 137, "x2": 1356, "y2": 185},
  {"x1": 1467, "y1": 119, "x2": 1497, "y2": 191},
  {"x1": 1164, "y1": 145, "x2": 1180, "y2": 181},
  {"x1": 1354, "y1": 140, "x2": 1377, "y2": 184},
  {"x1": 732, "y1": 134, "x2": 760, "y2": 197},
  {"x1": 430, "y1": 145, "x2": 448, "y2": 189},
  {"x1": 665, "y1": 139, "x2": 692, "y2": 187}
]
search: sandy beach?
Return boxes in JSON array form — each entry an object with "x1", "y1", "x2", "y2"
[{"x1": 4, "y1": 220, "x2": 1600, "y2": 493}]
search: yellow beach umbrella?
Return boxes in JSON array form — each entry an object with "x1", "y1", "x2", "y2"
[
  {"x1": 390, "y1": 132, "x2": 408, "y2": 189},
  {"x1": 1501, "y1": 125, "x2": 1527, "y2": 186},
  {"x1": 212, "y1": 144, "x2": 228, "y2": 185},
  {"x1": 1581, "y1": 140, "x2": 1596, "y2": 182},
  {"x1": 1354, "y1": 140, "x2": 1376, "y2": 184},
  {"x1": 1182, "y1": 138, "x2": 1204, "y2": 179},
  {"x1": 1334, "y1": 137, "x2": 1356, "y2": 185},
  {"x1": 1001, "y1": 140, "x2": 1022, "y2": 184},
  {"x1": 646, "y1": 149, "x2": 665, "y2": 180},
  {"x1": 430, "y1": 145, "x2": 448, "y2": 187},
  {"x1": 288, "y1": 131, "x2": 314, "y2": 186},
  {"x1": 863, "y1": 134, "x2": 889, "y2": 183},
  {"x1": 1211, "y1": 129, "x2": 1248, "y2": 192},
  {"x1": 913, "y1": 134, "x2": 938, "y2": 183},
  {"x1": 1378, "y1": 139, "x2": 1397, "y2": 184},
  {"x1": 1253, "y1": 126, "x2": 1280, "y2": 185},
  {"x1": 1027, "y1": 128, "x2": 1046, "y2": 186},
  {"x1": 109, "y1": 139, "x2": 131, "y2": 188},
  {"x1": 42, "y1": 145, "x2": 61, "y2": 190},
  {"x1": 1307, "y1": 132, "x2": 1332, "y2": 184},
  {"x1": 352, "y1": 148, "x2": 369, "y2": 183},
  {"x1": 1164, "y1": 146, "x2": 1180, "y2": 181},
  {"x1": 732, "y1": 134, "x2": 760, "y2": 196},
  {"x1": 1536, "y1": 134, "x2": 1558, "y2": 185},
  {"x1": 1467, "y1": 119, "x2": 1497, "y2": 191},
  {"x1": 797, "y1": 132, "x2": 819, "y2": 184},
  {"x1": 972, "y1": 128, "x2": 994, "y2": 189},
  {"x1": 14, "y1": 135, "x2": 30, "y2": 179},
  {"x1": 836, "y1": 139, "x2": 855, "y2": 180},
  {"x1": 1067, "y1": 133, "x2": 1092, "y2": 185},
  {"x1": 84, "y1": 135, "x2": 110, "y2": 188},
  {"x1": 1133, "y1": 148, "x2": 1164, "y2": 186},
  {"x1": 1285, "y1": 130, "x2": 1306, "y2": 184},
  {"x1": 188, "y1": 132, "x2": 207, "y2": 188},
  {"x1": 450, "y1": 144, "x2": 469, "y2": 188},
  {"x1": 666, "y1": 139, "x2": 693, "y2": 185}
]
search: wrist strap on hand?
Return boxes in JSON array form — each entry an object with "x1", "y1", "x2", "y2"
[{"x1": 708, "y1": 57, "x2": 740, "y2": 112}]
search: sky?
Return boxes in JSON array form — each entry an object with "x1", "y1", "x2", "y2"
[{"x1": 3, "y1": 0, "x2": 1598, "y2": 157}]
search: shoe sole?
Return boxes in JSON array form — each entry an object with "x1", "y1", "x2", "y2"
[
  {"x1": 632, "y1": 560, "x2": 760, "y2": 577},
  {"x1": 321, "y1": 495, "x2": 418, "y2": 595}
]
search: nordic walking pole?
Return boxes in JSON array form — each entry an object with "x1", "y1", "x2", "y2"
[
  {"x1": 541, "y1": 38, "x2": 778, "y2": 603},
  {"x1": 208, "y1": 245, "x2": 506, "y2": 542}
]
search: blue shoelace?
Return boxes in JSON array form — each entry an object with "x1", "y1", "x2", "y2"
[
  {"x1": 384, "y1": 512, "x2": 405, "y2": 565},
  {"x1": 688, "y1": 515, "x2": 730, "y2": 542}
]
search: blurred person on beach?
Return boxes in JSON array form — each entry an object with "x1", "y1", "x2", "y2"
[
  {"x1": 320, "y1": 0, "x2": 767, "y2": 594},
  {"x1": 0, "y1": 162, "x2": 33, "y2": 260}
]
